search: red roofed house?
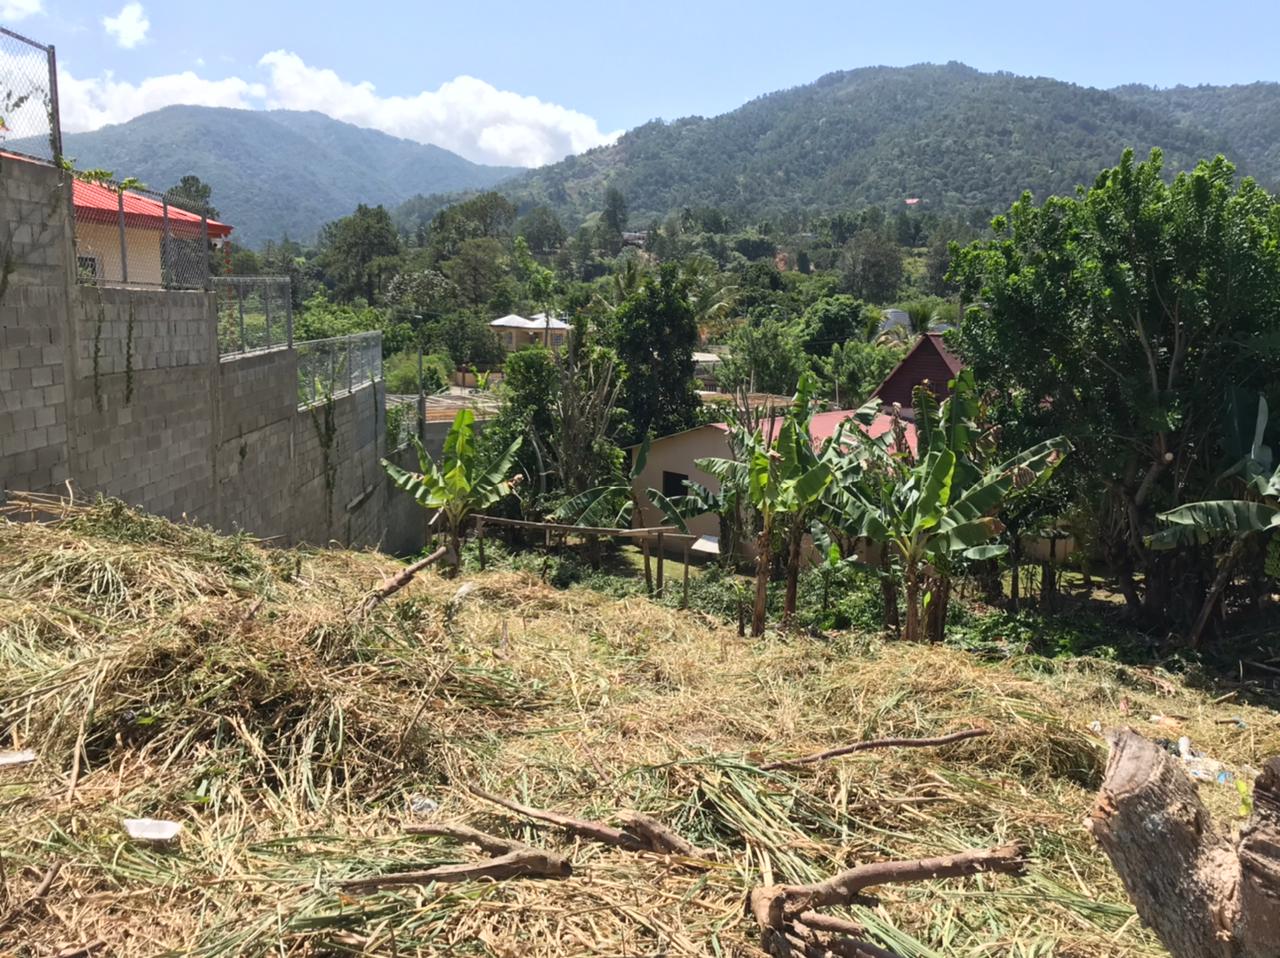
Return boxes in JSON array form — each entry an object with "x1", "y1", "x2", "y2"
[
  {"x1": 869, "y1": 332, "x2": 963, "y2": 414},
  {"x1": 71, "y1": 177, "x2": 233, "y2": 286},
  {"x1": 630, "y1": 409, "x2": 918, "y2": 548}
]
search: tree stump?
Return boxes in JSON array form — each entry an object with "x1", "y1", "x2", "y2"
[{"x1": 1087, "y1": 729, "x2": 1280, "y2": 958}]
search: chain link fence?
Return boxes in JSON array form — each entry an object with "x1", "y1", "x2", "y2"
[
  {"x1": 72, "y1": 175, "x2": 227, "y2": 289},
  {"x1": 0, "y1": 26, "x2": 60, "y2": 162},
  {"x1": 296, "y1": 332, "x2": 382, "y2": 406},
  {"x1": 213, "y1": 276, "x2": 293, "y2": 354}
]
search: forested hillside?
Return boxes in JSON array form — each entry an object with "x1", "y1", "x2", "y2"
[
  {"x1": 1111, "y1": 81, "x2": 1280, "y2": 187},
  {"x1": 58, "y1": 106, "x2": 518, "y2": 246},
  {"x1": 401, "y1": 63, "x2": 1266, "y2": 231}
]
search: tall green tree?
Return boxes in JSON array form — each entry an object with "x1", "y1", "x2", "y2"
[
  {"x1": 317, "y1": 204, "x2": 402, "y2": 303},
  {"x1": 610, "y1": 262, "x2": 700, "y2": 443},
  {"x1": 951, "y1": 149, "x2": 1280, "y2": 627},
  {"x1": 166, "y1": 174, "x2": 219, "y2": 219},
  {"x1": 839, "y1": 228, "x2": 903, "y2": 303}
]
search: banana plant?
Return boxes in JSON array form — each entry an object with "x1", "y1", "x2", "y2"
[
  {"x1": 831, "y1": 376, "x2": 1070, "y2": 641},
  {"x1": 382, "y1": 409, "x2": 521, "y2": 574},
  {"x1": 1148, "y1": 394, "x2": 1277, "y2": 645},
  {"x1": 551, "y1": 435, "x2": 651, "y2": 528}
]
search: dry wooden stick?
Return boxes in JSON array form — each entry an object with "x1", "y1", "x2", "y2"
[
  {"x1": 749, "y1": 843, "x2": 1027, "y2": 956},
  {"x1": 761, "y1": 728, "x2": 990, "y2": 771},
  {"x1": 614, "y1": 810, "x2": 714, "y2": 859},
  {"x1": 467, "y1": 784, "x2": 646, "y2": 851},
  {"x1": 403, "y1": 821, "x2": 533, "y2": 857},
  {"x1": 338, "y1": 848, "x2": 571, "y2": 892},
  {"x1": 789, "y1": 916, "x2": 901, "y2": 958},
  {"x1": 0, "y1": 861, "x2": 61, "y2": 933},
  {"x1": 353, "y1": 545, "x2": 449, "y2": 617}
]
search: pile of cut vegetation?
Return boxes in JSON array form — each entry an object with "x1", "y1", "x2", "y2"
[{"x1": 2, "y1": 496, "x2": 1277, "y2": 956}]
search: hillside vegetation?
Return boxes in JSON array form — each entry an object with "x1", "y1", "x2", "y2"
[
  {"x1": 4, "y1": 497, "x2": 1278, "y2": 955},
  {"x1": 459, "y1": 62, "x2": 1262, "y2": 225},
  {"x1": 58, "y1": 106, "x2": 518, "y2": 246}
]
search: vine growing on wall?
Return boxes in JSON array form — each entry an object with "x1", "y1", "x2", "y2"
[
  {"x1": 125, "y1": 303, "x2": 135, "y2": 405},
  {"x1": 92, "y1": 298, "x2": 105, "y2": 413},
  {"x1": 310, "y1": 390, "x2": 338, "y2": 535}
]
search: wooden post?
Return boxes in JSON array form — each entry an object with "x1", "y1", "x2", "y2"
[
  {"x1": 642, "y1": 540, "x2": 653, "y2": 594},
  {"x1": 477, "y1": 518, "x2": 486, "y2": 570},
  {"x1": 681, "y1": 543, "x2": 691, "y2": 610},
  {"x1": 655, "y1": 533, "x2": 665, "y2": 596}
]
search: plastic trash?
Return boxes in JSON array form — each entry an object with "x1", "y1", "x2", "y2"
[
  {"x1": 0, "y1": 749, "x2": 36, "y2": 767},
  {"x1": 408, "y1": 794, "x2": 439, "y2": 817},
  {"x1": 123, "y1": 818, "x2": 183, "y2": 842}
]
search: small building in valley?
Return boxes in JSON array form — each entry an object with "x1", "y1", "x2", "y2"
[{"x1": 490, "y1": 312, "x2": 571, "y2": 351}]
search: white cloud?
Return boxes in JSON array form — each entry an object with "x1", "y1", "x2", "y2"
[
  {"x1": 50, "y1": 50, "x2": 617, "y2": 167},
  {"x1": 0, "y1": 0, "x2": 42, "y2": 20},
  {"x1": 257, "y1": 50, "x2": 619, "y2": 167},
  {"x1": 57, "y1": 69, "x2": 264, "y2": 132},
  {"x1": 102, "y1": 2, "x2": 150, "y2": 49}
]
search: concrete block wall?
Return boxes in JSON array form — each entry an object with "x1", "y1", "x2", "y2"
[
  {"x1": 0, "y1": 156, "x2": 74, "y2": 494},
  {"x1": 1, "y1": 154, "x2": 422, "y2": 554}
]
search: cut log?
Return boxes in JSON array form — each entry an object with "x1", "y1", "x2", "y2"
[
  {"x1": 338, "y1": 848, "x2": 571, "y2": 892},
  {"x1": 761, "y1": 728, "x2": 990, "y2": 771},
  {"x1": 615, "y1": 810, "x2": 714, "y2": 859},
  {"x1": 1087, "y1": 729, "x2": 1280, "y2": 958}
]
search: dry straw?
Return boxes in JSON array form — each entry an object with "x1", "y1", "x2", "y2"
[{"x1": 1, "y1": 493, "x2": 1276, "y2": 955}]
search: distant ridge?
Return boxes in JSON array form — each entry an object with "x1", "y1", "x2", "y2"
[{"x1": 57, "y1": 106, "x2": 520, "y2": 246}]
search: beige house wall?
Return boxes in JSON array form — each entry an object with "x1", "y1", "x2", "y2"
[
  {"x1": 495, "y1": 327, "x2": 567, "y2": 351},
  {"x1": 73, "y1": 220, "x2": 163, "y2": 286},
  {"x1": 630, "y1": 425, "x2": 728, "y2": 540}
]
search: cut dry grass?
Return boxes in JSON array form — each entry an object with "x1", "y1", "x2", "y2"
[{"x1": 1, "y1": 495, "x2": 1277, "y2": 956}]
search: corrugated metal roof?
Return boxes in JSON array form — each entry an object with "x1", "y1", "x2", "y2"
[{"x1": 71, "y1": 177, "x2": 233, "y2": 238}]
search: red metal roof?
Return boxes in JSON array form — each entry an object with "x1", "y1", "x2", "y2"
[
  {"x1": 71, "y1": 177, "x2": 233, "y2": 238},
  {"x1": 711, "y1": 409, "x2": 918, "y2": 456},
  {"x1": 870, "y1": 333, "x2": 963, "y2": 409}
]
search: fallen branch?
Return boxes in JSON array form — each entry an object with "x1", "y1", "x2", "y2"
[
  {"x1": 468, "y1": 784, "x2": 645, "y2": 851},
  {"x1": 615, "y1": 810, "x2": 715, "y2": 859},
  {"x1": 352, "y1": 545, "x2": 449, "y2": 617},
  {"x1": 748, "y1": 843, "x2": 1026, "y2": 957},
  {"x1": 761, "y1": 728, "x2": 990, "y2": 771},
  {"x1": 53, "y1": 941, "x2": 105, "y2": 958},
  {"x1": 0, "y1": 861, "x2": 61, "y2": 933},
  {"x1": 468, "y1": 786, "x2": 712, "y2": 859},
  {"x1": 1087, "y1": 728, "x2": 1280, "y2": 958},
  {"x1": 403, "y1": 821, "x2": 534, "y2": 857},
  {"x1": 338, "y1": 848, "x2": 571, "y2": 892}
]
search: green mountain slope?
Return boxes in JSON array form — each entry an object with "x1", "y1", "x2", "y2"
[
  {"x1": 58, "y1": 106, "x2": 519, "y2": 247},
  {"x1": 1111, "y1": 81, "x2": 1280, "y2": 188},
  {"x1": 453, "y1": 63, "x2": 1253, "y2": 226}
]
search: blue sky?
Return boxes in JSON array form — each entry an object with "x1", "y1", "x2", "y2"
[{"x1": 9, "y1": 0, "x2": 1280, "y2": 167}]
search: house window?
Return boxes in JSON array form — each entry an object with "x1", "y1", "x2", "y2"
[
  {"x1": 77, "y1": 255, "x2": 100, "y2": 281},
  {"x1": 661, "y1": 470, "x2": 688, "y2": 499}
]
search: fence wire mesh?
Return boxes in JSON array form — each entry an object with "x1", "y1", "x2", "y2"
[
  {"x1": 0, "y1": 26, "x2": 59, "y2": 162},
  {"x1": 213, "y1": 276, "x2": 293, "y2": 354},
  {"x1": 295, "y1": 332, "x2": 382, "y2": 406},
  {"x1": 71, "y1": 174, "x2": 226, "y2": 289}
]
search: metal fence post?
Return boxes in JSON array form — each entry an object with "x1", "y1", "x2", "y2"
[
  {"x1": 285, "y1": 284, "x2": 293, "y2": 348},
  {"x1": 417, "y1": 344, "x2": 425, "y2": 442},
  {"x1": 329, "y1": 347, "x2": 336, "y2": 397},
  {"x1": 161, "y1": 198, "x2": 171, "y2": 287},
  {"x1": 116, "y1": 187, "x2": 129, "y2": 284},
  {"x1": 264, "y1": 282, "x2": 272, "y2": 349},
  {"x1": 236, "y1": 285, "x2": 246, "y2": 353},
  {"x1": 46, "y1": 43, "x2": 62, "y2": 161},
  {"x1": 200, "y1": 215, "x2": 210, "y2": 290},
  {"x1": 347, "y1": 337, "x2": 354, "y2": 393}
]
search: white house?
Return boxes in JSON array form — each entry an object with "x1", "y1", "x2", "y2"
[{"x1": 489, "y1": 312, "x2": 571, "y2": 351}]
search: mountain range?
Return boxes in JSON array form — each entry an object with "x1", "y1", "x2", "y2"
[
  {"x1": 54, "y1": 64, "x2": 1280, "y2": 247},
  {"x1": 56, "y1": 106, "x2": 519, "y2": 246},
  {"x1": 490, "y1": 62, "x2": 1280, "y2": 227}
]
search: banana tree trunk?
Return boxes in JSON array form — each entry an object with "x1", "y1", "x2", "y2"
[
  {"x1": 1189, "y1": 536, "x2": 1248, "y2": 648},
  {"x1": 751, "y1": 516, "x2": 773, "y2": 637},
  {"x1": 904, "y1": 562, "x2": 922, "y2": 643},
  {"x1": 925, "y1": 573, "x2": 950, "y2": 643},
  {"x1": 783, "y1": 523, "x2": 803, "y2": 622}
]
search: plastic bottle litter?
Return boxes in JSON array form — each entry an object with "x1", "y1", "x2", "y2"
[
  {"x1": 123, "y1": 818, "x2": 183, "y2": 842},
  {"x1": 408, "y1": 794, "x2": 439, "y2": 817},
  {"x1": 0, "y1": 748, "x2": 36, "y2": 767}
]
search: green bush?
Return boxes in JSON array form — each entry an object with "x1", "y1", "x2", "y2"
[{"x1": 384, "y1": 350, "x2": 453, "y2": 395}]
